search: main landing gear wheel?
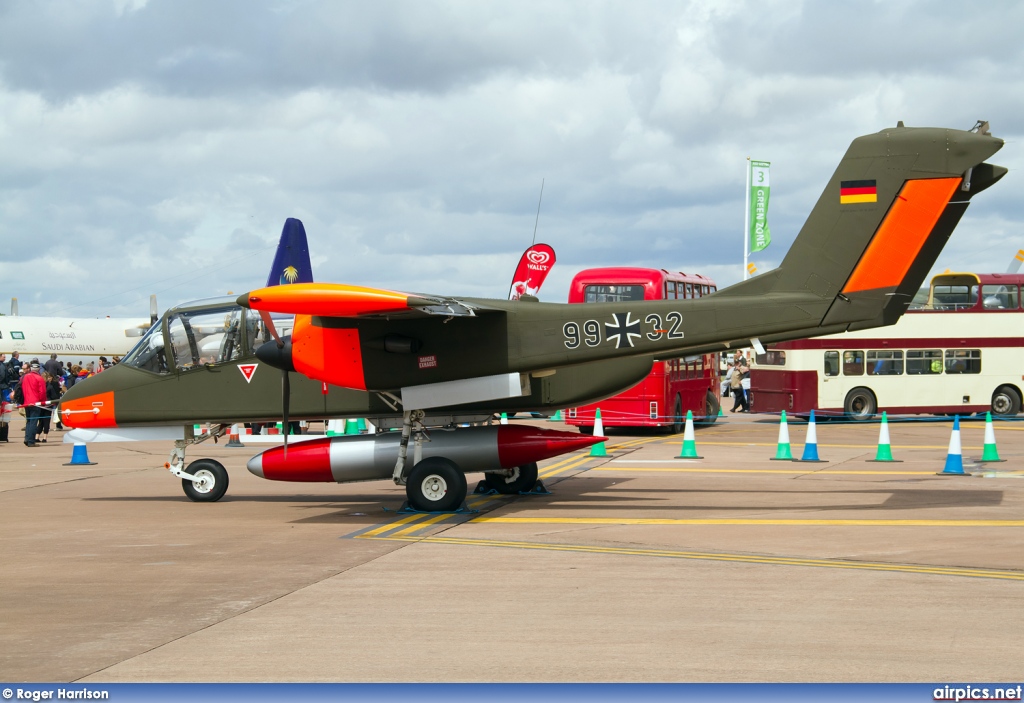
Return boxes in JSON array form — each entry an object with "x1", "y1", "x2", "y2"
[
  {"x1": 182, "y1": 459, "x2": 229, "y2": 502},
  {"x1": 406, "y1": 457, "x2": 467, "y2": 512},
  {"x1": 483, "y1": 462, "x2": 539, "y2": 494}
]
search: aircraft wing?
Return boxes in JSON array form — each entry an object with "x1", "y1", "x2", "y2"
[{"x1": 238, "y1": 283, "x2": 503, "y2": 319}]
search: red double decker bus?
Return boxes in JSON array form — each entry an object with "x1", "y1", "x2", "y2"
[{"x1": 564, "y1": 267, "x2": 721, "y2": 433}]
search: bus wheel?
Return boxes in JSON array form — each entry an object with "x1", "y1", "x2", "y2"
[
  {"x1": 991, "y1": 386, "x2": 1021, "y2": 416},
  {"x1": 704, "y1": 390, "x2": 720, "y2": 425},
  {"x1": 670, "y1": 396, "x2": 684, "y2": 434},
  {"x1": 843, "y1": 387, "x2": 876, "y2": 421}
]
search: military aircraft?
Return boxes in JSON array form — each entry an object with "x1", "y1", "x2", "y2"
[{"x1": 62, "y1": 122, "x2": 1006, "y2": 511}]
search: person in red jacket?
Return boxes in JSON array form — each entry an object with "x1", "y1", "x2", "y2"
[{"x1": 20, "y1": 363, "x2": 47, "y2": 447}]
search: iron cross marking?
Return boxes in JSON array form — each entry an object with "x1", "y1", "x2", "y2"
[{"x1": 605, "y1": 312, "x2": 642, "y2": 349}]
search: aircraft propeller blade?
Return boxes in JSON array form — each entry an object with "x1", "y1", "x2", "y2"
[
  {"x1": 260, "y1": 309, "x2": 283, "y2": 347},
  {"x1": 282, "y1": 369, "x2": 290, "y2": 456}
]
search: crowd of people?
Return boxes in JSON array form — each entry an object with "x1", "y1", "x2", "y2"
[{"x1": 0, "y1": 352, "x2": 119, "y2": 446}]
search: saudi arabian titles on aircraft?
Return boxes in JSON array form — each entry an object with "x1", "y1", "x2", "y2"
[{"x1": 61, "y1": 122, "x2": 1006, "y2": 511}]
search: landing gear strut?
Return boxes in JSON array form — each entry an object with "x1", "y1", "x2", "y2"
[
  {"x1": 166, "y1": 425, "x2": 232, "y2": 502},
  {"x1": 483, "y1": 462, "x2": 539, "y2": 494}
]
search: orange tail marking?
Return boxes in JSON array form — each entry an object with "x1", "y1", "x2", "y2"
[{"x1": 842, "y1": 177, "x2": 962, "y2": 294}]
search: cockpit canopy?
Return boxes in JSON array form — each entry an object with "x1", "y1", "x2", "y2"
[{"x1": 120, "y1": 296, "x2": 294, "y2": 374}]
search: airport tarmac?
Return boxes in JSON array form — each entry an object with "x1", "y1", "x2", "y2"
[{"x1": 1, "y1": 414, "x2": 1022, "y2": 683}]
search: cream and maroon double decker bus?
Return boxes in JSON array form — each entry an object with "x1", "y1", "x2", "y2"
[{"x1": 750, "y1": 272, "x2": 1024, "y2": 419}]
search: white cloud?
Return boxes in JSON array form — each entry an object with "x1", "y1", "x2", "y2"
[{"x1": 0, "y1": 0, "x2": 1021, "y2": 318}]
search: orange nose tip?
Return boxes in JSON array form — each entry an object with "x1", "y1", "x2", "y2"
[{"x1": 60, "y1": 391, "x2": 116, "y2": 428}]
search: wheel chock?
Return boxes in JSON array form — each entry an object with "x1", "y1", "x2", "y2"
[
  {"x1": 393, "y1": 501, "x2": 479, "y2": 515},
  {"x1": 473, "y1": 481, "x2": 498, "y2": 495},
  {"x1": 520, "y1": 479, "x2": 552, "y2": 495}
]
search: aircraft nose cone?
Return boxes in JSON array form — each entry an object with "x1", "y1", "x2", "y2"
[{"x1": 255, "y1": 336, "x2": 295, "y2": 372}]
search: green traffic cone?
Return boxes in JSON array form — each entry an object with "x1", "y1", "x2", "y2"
[
  {"x1": 357, "y1": 417, "x2": 367, "y2": 433},
  {"x1": 345, "y1": 418, "x2": 360, "y2": 435},
  {"x1": 549, "y1": 409, "x2": 563, "y2": 422},
  {"x1": 771, "y1": 411, "x2": 793, "y2": 460},
  {"x1": 868, "y1": 412, "x2": 901, "y2": 462},
  {"x1": 675, "y1": 410, "x2": 703, "y2": 459},
  {"x1": 979, "y1": 412, "x2": 1005, "y2": 462},
  {"x1": 589, "y1": 408, "x2": 608, "y2": 457}
]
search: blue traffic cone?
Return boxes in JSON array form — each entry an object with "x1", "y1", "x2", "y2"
[
  {"x1": 64, "y1": 441, "x2": 97, "y2": 466},
  {"x1": 937, "y1": 415, "x2": 971, "y2": 476},
  {"x1": 798, "y1": 410, "x2": 826, "y2": 462}
]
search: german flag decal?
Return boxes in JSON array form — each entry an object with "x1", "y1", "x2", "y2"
[{"x1": 840, "y1": 179, "x2": 877, "y2": 204}]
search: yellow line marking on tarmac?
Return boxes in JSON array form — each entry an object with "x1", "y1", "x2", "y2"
[
  {"x1": 359, "y1": 535, "x2": 1024, "y2": 581},
  {"x1": 594, "y1": 467, "x2": 936, "y2": 475},
  {"x1": 470, "y1": 517, "x2": 1024, "y2": 527},
  {"x1": 389, "y1": 512, "x2": 453, "y2": 538},
  {"x1": 538, "y1": 453, "x2": 598, "y2": 479},
  {"x1": 359, "y1": 513, "x2": 430, "y2": 537},
  {"x1": 606, "y1": 436, "x2": 666, "y2": 451}
]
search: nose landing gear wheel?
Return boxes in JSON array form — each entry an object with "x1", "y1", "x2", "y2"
[
  {"x1": 483, "y1": 462, "x2": 539, "y2": 494},
  {"x1": 182, "y1": 459, "x2": 229, "y2": 502},
  {"x1": 406, "y1": 457, "x2": 467, "y2": 512}
]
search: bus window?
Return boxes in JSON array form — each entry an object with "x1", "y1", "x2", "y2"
[
  {"x1": 584, "y1": 285, "x2": 646, "y2": 303},
  {"x1": 867, "y1": 350, "x2": 903, "y2": 375},
  {"x1": 665, "y1": 282, "x2": 676, "y2": 299},
  {"x1": 824, "y1": 351, "x2": 839, "y2": 377},
  {"x1": 842, "y1": 350, "x2": 864, "y2": 376},
  {"x1": 982, "y1": 284, "x2": 1019, "y2": 310},
  {"x1": 755, "y1": 350, "x2": 786, "y2": 366},
  {"x1": 932, "y1": 284, "x2": 979, "y2": 310},
  {"x1": 945, "y1": 349, "x2": 981, "y2": 374},
  {"x1": 906, "y1": 349, "x2": 942, "y2": 375}
]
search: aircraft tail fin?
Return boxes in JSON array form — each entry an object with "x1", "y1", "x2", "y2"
[
  {"x1": 717, "y1": 123, "x2": 1005, "y2": 332},
  {"x1": 1007, "y1": 249, "x2": 1024, "y2": 274},
  {"x1": 267, "y1": 218, "x2": 314, "y2": 287}
]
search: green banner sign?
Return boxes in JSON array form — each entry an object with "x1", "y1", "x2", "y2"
[{"x1": 749, "y1": 160, "x2": 771, "y2": 253}]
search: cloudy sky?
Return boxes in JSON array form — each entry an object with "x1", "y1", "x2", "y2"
[{"x1": 1, "y1": 0, "x2": 1022, "y2": 319}]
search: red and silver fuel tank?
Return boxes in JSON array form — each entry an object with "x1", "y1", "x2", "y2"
[{"x1": 246, "y1": 424, "x2": 603, "y2": 483}]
